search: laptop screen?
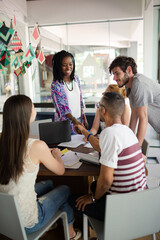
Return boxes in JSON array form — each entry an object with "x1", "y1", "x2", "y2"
[{"x1": 39, "y1": 120, "x2": 71, "y2": 146}]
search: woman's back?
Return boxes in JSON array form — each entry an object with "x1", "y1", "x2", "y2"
[{"x1": 0, "y1": 138, "x2": 39, "y2": 228}]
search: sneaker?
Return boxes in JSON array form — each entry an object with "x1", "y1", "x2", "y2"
[{"x1": 70, "y1": 228, "x2": 82, "y2": 240}]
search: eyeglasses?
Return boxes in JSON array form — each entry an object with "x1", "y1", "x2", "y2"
[{"x1": 96, "y1": 102, "x2": 105, "y2": 109}]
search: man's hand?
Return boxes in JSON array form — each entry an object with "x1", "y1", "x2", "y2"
[
  {"x1": 74, "y1": 123, "x2": 86, "y2": 134},
  {"x1": 76, "y1": 194, "x2": 92, "y2": 211}
]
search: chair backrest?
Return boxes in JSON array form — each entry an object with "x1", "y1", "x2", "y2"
[
  {"x1": 0, "y1": 192, "x2": 27, "y2": 240},
  {"x1": 30, "y1": 119, "x2": 52, "y2": 137},
  {"x1": 104, "y1": 187, "x2": 160, "y2": 240}
]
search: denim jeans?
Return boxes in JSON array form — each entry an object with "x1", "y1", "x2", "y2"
[{"x1": 25, "y1": 180, "x2": 74, "y2": 234}]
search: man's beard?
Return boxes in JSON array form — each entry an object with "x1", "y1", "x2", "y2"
[{"x1": 119, "y1": 73, "x2": 129, "y2": 88}]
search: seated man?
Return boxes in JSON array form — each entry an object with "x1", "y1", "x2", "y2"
[{"x1": 70, "y1": 92, "x2": 147, "y2": 222}]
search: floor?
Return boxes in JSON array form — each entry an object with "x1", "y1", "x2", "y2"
[{"x1": 1, "y1": 224, "x2": 160, "y2": 240}]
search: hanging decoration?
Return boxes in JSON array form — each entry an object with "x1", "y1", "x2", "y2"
[
  {"x1": 0, "y1": 41, "x2": 6, "y2": 51},
  {"x1": 10, "y1": 31, "x2": 22, "y2": 52},
  {"x1": 23, "y1": 43, "x2": 36, "y2": 62},
  {"x1": 10, "y1": 19, "x2": 13, "y2": 29},
  {"x1": 32, "y1": 24, "x2": 40, "y2": 42},
  {"x1": 24, "y1": 61, "x2": 32, "y2": 68},
  {"x1": 38, "y1": 48, "x2": 45, "y2": 64},
  {"x1": 14, "y1": 67, "x2": 22, "y2": 77},
  {"x1": 14, "y1": 15, "x2": 16, "y2": 28},
  {"x1": 0, "y1": 49, "x2": 10, "y2": 67},
  {"x1": 0, "y1": 24, "x2": 14, "y2": 46},
  {"x1": 20, "y1": 64, "x2": 26, "y2": 75},
  {"x1": 0, "y1": 21, "x2": 3, "y2": 28},
  {"x1": 0, "y1": 63, "x2": 4, "y2": 71},
  {"x1": 35, "y1": 40, "x2": 41, "y2": 58},
  {"x1": 11, "y1": 55, "x2": 22, "y2": 70},
  {"x1": 15, "y1": 49, "x2": 24, "y2": 59}
]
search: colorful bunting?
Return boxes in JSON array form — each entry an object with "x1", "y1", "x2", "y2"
[
  {"x1": 23, "y1": 44, "x2": 36, "y2": 62},
  {"x1": 0, "y1": 49, "x2": 10, "y2": 67},
  {"x1": 0, "y1": 63, "x2": 4, "y2": 71},
  {"x1": 15, "y1": 49, "x2": 24, "y2": 59},
  {"x1": 0, "y1": 25, "x2": 14, "y2": 46},
  {"x1": 32, "y1": 24, "x2": 40, "y2": 42},
  {"x1": 38, "y1": 49, "x2": 45, "y2": 64},
  {"x1": 11, "y1": 31, "x2": 22, "y2": 51}
]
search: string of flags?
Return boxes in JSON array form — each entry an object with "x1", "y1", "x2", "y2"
[{"x1": 0, "y1": 17, "x2": 46, "y2": 77}]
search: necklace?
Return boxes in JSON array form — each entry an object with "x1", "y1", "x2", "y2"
[{"x1": 64, "y1": 81, "x2": 73, "y2": 91}]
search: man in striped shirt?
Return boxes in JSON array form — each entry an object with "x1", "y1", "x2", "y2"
[{"x1": 71, "y1": 92, "x2": 147, "y2": 221}]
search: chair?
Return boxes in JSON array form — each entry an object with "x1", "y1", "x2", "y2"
[
  {"x1": 0, "y1": 192, "x2": 69, "y2": 240},
  {"x1": 83, "y1": 187, "x2": 160, "y2": 240},
  {"x1": 29, "y1": 119, "x2": 52, "y2": 137}
]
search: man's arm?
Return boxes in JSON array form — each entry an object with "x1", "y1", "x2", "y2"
[
  {"x1": 136, "y1": 105, "x2": 148, "y2": 146},
  {"x1": 95, "y1": 164, "x2": 114, "y2": 200},
  {"x1": 129, "y1": 104, "x2": 138, "y2": 133}
]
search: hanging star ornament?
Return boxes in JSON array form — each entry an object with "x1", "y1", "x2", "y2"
[{"x1": 23, "y1": 43, "x2": 36, "y2": 62}]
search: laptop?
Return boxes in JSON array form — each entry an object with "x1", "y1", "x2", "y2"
[
  {"x1": 78, "y1": 151, "x2": 100, "y2": 165},
  {"x1": 39, "y1": 120, "x2": 71, "y2": 147}
]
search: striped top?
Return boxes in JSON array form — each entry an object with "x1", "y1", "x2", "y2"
[{"x1": 99, "y1": 124, "x2": 147, "y2": 194}]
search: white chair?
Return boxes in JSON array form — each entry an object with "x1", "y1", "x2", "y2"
[
  {"x1": 83, "y1": 187, "x2": 160, "y2": 240},
  {"x1": 0, "y1": 192, "x2": 69, "y2": 240},
  {"x1": 29, "y1": 119, "x2": 52, "y2": 137}
]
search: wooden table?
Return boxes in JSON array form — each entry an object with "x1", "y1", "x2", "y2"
[{"x1": 38, "y1": 144, "x2": 100, "y2": 193}]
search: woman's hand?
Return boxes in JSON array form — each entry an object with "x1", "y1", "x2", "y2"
[{"x1": 51, "y1": 148, "x2": 61, "y2": 160}]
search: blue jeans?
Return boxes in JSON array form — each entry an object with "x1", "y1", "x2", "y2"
[{"x1": 25, "y1": 180, "x2": 74, "y2": 234}]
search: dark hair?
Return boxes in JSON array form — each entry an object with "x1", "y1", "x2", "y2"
[
  {"x1": 52, "y1": 50, "x2": 75, "y2": 83},
  {"x1": 0, "y1": 95, "x2": 32, "y2": 184},
  {"x1": 109, "y1": 56, "x2": 137, "y2": 74},
  {"x1": 101, "y1": 92, "x2": 125, "y2": 118}
]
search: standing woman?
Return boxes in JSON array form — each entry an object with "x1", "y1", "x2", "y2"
[
  {"x1": 0, "y1": 95, "x2": 81, "y2": 239},
  {"x1": 51, "y1": 50, "x2": 88, "y2": 134}
]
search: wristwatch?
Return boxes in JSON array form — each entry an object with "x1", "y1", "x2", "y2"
[{"x1": 91, "y1": 193, "x2": 96, "y2": 203}]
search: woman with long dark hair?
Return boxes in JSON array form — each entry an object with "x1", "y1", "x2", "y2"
[
  {"x1": 0, "y1": 95, "x2": 81, "y2": 239},
  {"x1": 51, "y1": 50, "x2": 88, "y2": 134}
]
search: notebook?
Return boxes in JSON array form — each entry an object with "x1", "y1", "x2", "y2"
[{"x1": 39, "y1": 120, "x2": 71, "y2": 147}]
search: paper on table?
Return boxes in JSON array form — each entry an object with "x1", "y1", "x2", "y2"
[
  {"x1": 58, "y1": 134, "x2": 85, "y2": 148},
  {"x1": 61, "y1": 150, "x2": 82, "y2": 169},
  {"x1": 84, "y1": 142, "x2": 92, "y2": 148}
]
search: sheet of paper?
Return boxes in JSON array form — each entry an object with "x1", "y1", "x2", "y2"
[
  {"x1": 62, "y1": 150, "x2": 82, "y2": 169},
  {"x1": 84, "y1": 142, "x2": 93, "y2": 148},
  {"x1": 58, "y1": 134, "x2": 85, "y2": 148}
]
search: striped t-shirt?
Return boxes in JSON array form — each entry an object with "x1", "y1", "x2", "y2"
[{"x1": 99, "y1": 124, "x2": 147, "y2": 194}]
